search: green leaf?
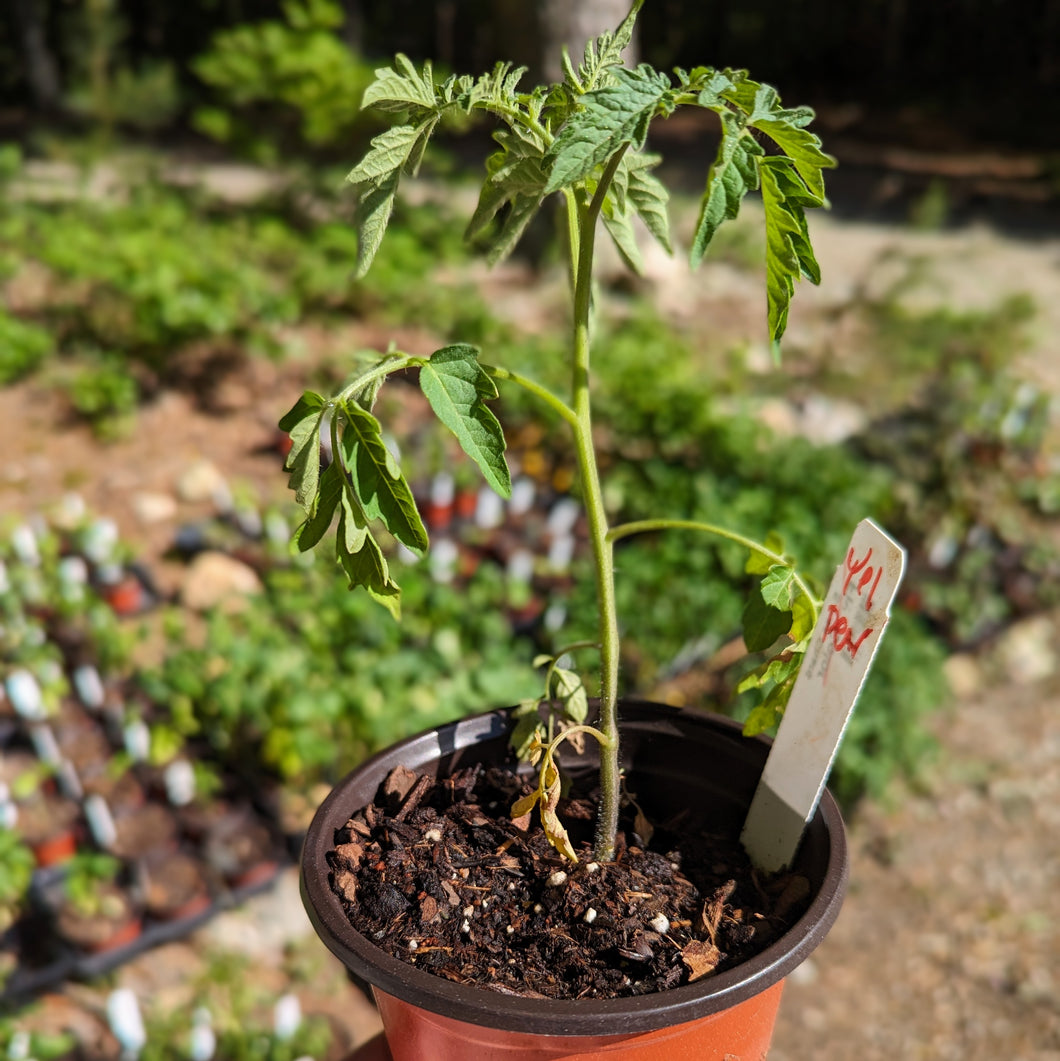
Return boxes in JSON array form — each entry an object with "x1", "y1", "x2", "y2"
[
  {"x1": 352, "y1": 168, "x2": 399, "y2": 279},
  {"x1": 689, "y1": 110, "x2": 762, "y2": 268},
  {"x1": 742, "y1": 589, "x2": 792, "y2": 652},
  {"x1": 278, "y1": 390, "x2": 325, "y2": 432},
  {"x1": 568, "y1": 0, "x2": 646, "y2": 93},
  {"x1": 346, "y1": 123, "x2": 423, "y2": 185},
  {"x1": 466, "y1": 135, "x2": 548, "y2": 264},
  {"x1": 753, "y1": 118, "x2": 834, "y2": 202},
  {"x1": 552, "y1": 666, "x2": 588, "y2": 724},
  {"x1": 745, "y1": 531, "x2": 785, "y2": 575},
  {"x1": 361, "y1": 54, "x2": 437, "y2": 112},
  {"x1": 789, "y1": 592, "x2": 817, "y2": 643},
  {"x1": 280, "y1": 395, "x2": 328, "y2": 514},
  {"x1": 760, "y1": 564, "x2": 797, "y2": 610},
  {"x1": 338, "y1": 401, "x2": 428, "y2": 554},
  {"x1": 601, "y1": 199, "x2": 643, "y2": 274},
  {"x1": 293, "y1": 460, "x2": 342, "y2": 551},
  {"x1": 419, "y1": 345, "x2": 512, "y2": 498},
  {"x1": 760, "y1": 155, "x2": 824, "y2": 347},
  {"x1": 737, "y1": 653, "x2": 800, "y2": 694},
  {"x1": 544, "y1": 66, "x2": 674, "y2": 194},
  {"x1": 336, "y1": 497, "x2": 401, "y2": 619},
  {"x1": 626, "y1": 154, "x2": 672, "y2": 254},
  {"x1": 510, "y1": 701, "x2": 546, "y2": 761}
]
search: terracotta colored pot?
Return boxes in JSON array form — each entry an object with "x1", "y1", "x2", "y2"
[{"x1": 302, "y1": 702, "x2": 848, "y2": 1060}]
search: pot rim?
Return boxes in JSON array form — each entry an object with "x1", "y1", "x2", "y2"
[{"x1": 300, "y1": 701, "x2": 848, "y2": 1036}]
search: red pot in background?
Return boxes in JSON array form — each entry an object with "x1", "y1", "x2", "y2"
[{"x1": 302, "y1": 702, "x2": 848, "y2": 1061}]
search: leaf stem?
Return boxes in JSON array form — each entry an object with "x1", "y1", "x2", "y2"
[
  {"x1": 482, "y1": 365, "x2": 578, "y2": 427},
  {"x1": 335, "y1": 355, "x2": 415, "y2": 406},
  {"x1": 608, "y1": 519, "x2": 819, "y2": 623}
]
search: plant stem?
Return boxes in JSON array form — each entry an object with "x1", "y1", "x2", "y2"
[
  {"x1": 482, "y1": 365, "x2": 578, "y2": 427},
  {"x1": 608, "y1": 519, "x2": 820, "y2": 624},
  {"x1": 568, "y1": 147, "x2": 627, "y2": 862}
]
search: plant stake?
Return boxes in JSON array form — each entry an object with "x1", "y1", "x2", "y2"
[{"x1": 742, "y1": 518, "x2": 906, "y2": 872}]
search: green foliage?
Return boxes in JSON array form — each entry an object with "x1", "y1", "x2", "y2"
[
  {"x1": 60, "y1": 351, "x2": 140, "y2": 438},
  {"x1": 192, "y1": 0, "x2": 376, "y2": 164},
  {"x1": 62, "y1": 851, "x2": 121, "y2": 916},
  {"x1": 137, "y1": 559, "x2": 540, "y2": 788},
  {"x1": 0, "y1": 1022, "x2": 75, "y2": 1061},
  {"x1": 0, "y1": 184, "x2": 491, "y2": 422},
  {"x1": 0, "y1": 829, "x2": 35, "y2": 914},
  {"x1": 0, "y1": 309, "x2": 53, "y2": 385}
]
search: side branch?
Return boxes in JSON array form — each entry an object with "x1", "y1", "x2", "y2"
[{"x1": 608, "y1": 518, "x2": 820, "y2": 623}]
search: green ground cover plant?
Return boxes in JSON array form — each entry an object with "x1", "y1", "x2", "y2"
[{"x1": 138, "y1": 557, "x2": 542, "y2": 791}]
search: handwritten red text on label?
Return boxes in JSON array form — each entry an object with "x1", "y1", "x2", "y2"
[{"x1": 823, "y1": 546, "x2": 883, "y2": 659}]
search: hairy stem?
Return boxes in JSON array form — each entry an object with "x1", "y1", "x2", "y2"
[{"x1": 568, "y1": 147, "x2": 628, "y2": 862}]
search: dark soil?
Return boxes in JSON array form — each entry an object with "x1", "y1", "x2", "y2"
[{"x1": 327, "y1": 763, "x2": 811, "y2": 1001}]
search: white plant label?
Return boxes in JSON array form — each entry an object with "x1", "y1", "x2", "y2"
[{"x1": 742, "y1": 518, "x2": 906, "y2": 872}]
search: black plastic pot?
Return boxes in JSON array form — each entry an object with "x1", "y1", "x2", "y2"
[{"x1": 301, "y1": 701, "x2": 848, "y2": 1060}]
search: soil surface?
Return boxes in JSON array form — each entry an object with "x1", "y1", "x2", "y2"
[
  {"x1": 328, "y1": 763, "x2": 809, "y2": 999},
  {"x1": 5, "y1": 167, "x2": 1060, "y2": 1057}
]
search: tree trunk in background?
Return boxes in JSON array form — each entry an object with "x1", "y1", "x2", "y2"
[
  {"x1": 9, "y1": 0, "x2": 62, "y2": 110},
  {"x1": 538, "y1": 0, "x2": 638, "y2": 83}
]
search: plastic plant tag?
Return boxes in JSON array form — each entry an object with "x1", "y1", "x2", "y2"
[
  {"x1": 28, "y1": 722, "x2": 62, "y2": 765},
  {"x1": 72, "y1": 663, "x2": 106, "y2": 710},
  {"x1": 742, "y1": 518, "x2": 906, "y2": 872},
  {"x1": 6, "y1": 669, "x2": 45, "y2": 721},
  {"x1": 84, "y1": 793, "x2": 119, "y2": 849},
  {"x1": 164, "y1": 759, "x2": 197, "y2": 807},
  {"x1": 107, "y1": 988, "x2": 146, "y2": 1058}
]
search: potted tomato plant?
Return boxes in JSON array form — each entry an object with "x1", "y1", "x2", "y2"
[{"x1": 288, "y1": 3, "x2": 854, "y2": 1057}]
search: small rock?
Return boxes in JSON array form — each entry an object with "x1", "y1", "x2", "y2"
[
  {"x1": 132, "y1": 491, "x2": 178, "y2": 524},
  {"x1": 995, "y1": 615, "x2": 1057, "y2": 684},
  {"x1": 181, "y1": 550, "x2": 263, "y2": 611},
  {"x1": 177, "y1": 459, "x2": 232, "y2": 508},
  {"x1": 943, "y1": 653, "x2": 984, "y2": 699}
]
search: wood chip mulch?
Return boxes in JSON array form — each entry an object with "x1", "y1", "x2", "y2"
[{"x1": 327, "y1": 763, "x2": 811, "y2": 1001}]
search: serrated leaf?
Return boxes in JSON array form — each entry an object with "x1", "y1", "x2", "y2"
[
  {"x1": 689, "y1": 110, "x2": 762, "y2": 268},
  {"x1": 742, "y1": 590, "x2": 792, "y2": 652},
  {"x1": 601, "y1": 201, "x2": 643, "y2": 274},
  {"x1": 336, "y1": 500, "x2": 400, "y2": 619},
  {"x1": 346, "y1": 123, "x2": 423, "y2": 185},
  {"x1": 281, "y1": 399, "x2": 327, "y2": 515},
  {"x1": 752, "y1": 116, "x2": 835, "y2": 202},
  {"x1": 571, "y1": 0, "x2": 645, "y2": 93},
  {"x1": 278, "y1": 390, "x2": 325, "y2": 432},
  {"x1": 361, "y1": 54, "x2": 437, "y2": 112},
  {"x1": 760, "y1": 155, "x2": 824, "y2": 346},
  {"x1": 626, "y1": 155, "x2": 672, "y2": 254},
  {"x1": 760, "y1": 564, "x2": 797, "y2": 610},
  {"x1": 293, "y1": 460, "x2": 342, "y2": 552},
  {"x1": 419, "y1": 345, "x2": 512, "y2": 497},
  {"x1": 353, "y1": 169, "x2": 399, "y2": 279},
  {"x1": 339, "y1": 401, "x2": 428, "y2": 554},
  {"x1": 544, "y1": 66, "x2": 674, "y2": 195},
  {"x1": 745, "y1": 531, "x2": 785, "y2": 575}
]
